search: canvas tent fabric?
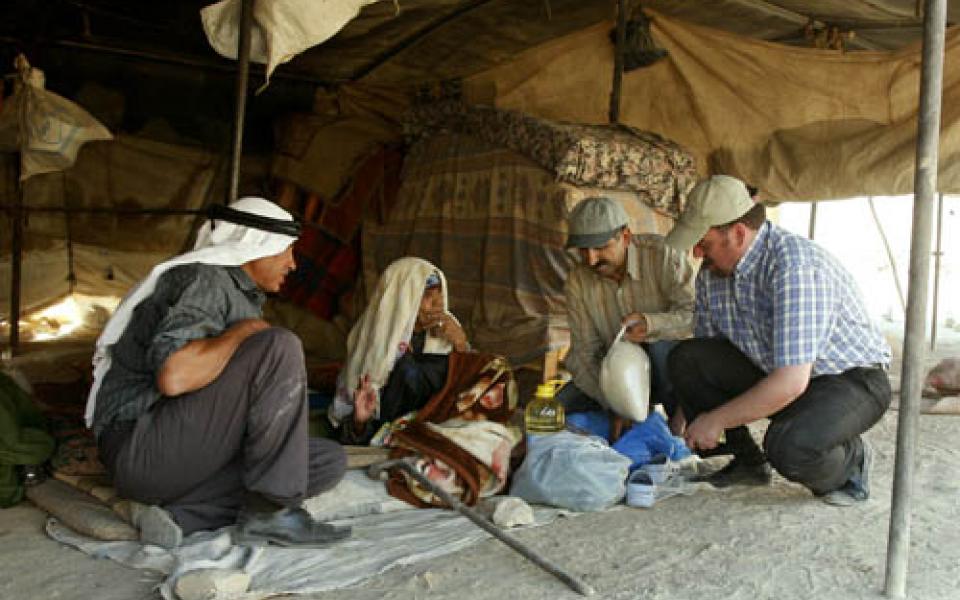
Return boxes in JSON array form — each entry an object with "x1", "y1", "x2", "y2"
[
  {"x1": 0, "y1": 135, "x2": 261, "y2": 319},
  {"x1": 201, "y1": 0, "x2": 383, "y2": 89},
  {"x1": 271, "y1": 114, "x2": 399, "y2": 202},
  {"x1": 464, "y1": 10, "x2": 960, "y2": 201},
  {"x1": 363, "y1": 109, "x2": 679, "y2": 364}
]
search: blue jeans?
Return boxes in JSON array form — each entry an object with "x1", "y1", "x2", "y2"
[{"x1": 558, "y1": 340, "x2": 679, "y2": 417}]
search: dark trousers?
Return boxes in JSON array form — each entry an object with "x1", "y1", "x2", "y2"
[
  {"x1": 558, "y1": 340, "x2": 679, "y2": 418},
  {"x1": 668, "y1": 338, "x2": 891, "y2": 495},
  {"x1": 99, "y1": 328, "x2": 347, "y2": 534}
]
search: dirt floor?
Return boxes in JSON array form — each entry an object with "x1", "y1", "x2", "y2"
[
  {"x1": 2, "y1": 409, "x2": 959, "y2": 600},
  {"x1": 2, "y1": 334, "x2": 959, "y2": 600}
]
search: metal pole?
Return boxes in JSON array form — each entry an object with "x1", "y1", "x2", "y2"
[
  {"x1": 884, "y1": 0, "x2": 946, "y2": 596},
  {"x1": 808, "y1": 201, "x2": 818, "y2": 239},
  {"x1": 930, "y1": 192, "x2": 944, "y2": 350},
  {"x1": 370, "y1": 459, "x2": 595, "y2": 596},
  {"x1": 227, "y1": 0, "x2": 254, "y2": 205},
  {"x1": 0, "y1": 36, "x2": 336, "y2": 86},
  {"x1": 608, "y1": 0, "x2": 626, "y2": 123}
]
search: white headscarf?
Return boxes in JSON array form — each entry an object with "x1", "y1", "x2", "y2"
[
  {"x1": 84, "y1": 196, "x2": 298, "y2": 427},
  {"x1": 328, "y1": 257, "x2": 458, "y2": 426}
]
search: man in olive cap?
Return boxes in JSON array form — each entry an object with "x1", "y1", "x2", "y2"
[
  {"x1": 561, "y1": 196, "x2": 696, "y2": 433},
  {"x1": 665, "y1": 175, "x2": 891, "y2": 506}
]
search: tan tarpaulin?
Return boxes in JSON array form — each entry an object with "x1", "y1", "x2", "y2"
[
  {"x1": 271, "y1": 85, "x2": 407, "y2": 200},
  {"x1": 465, "y1": 11, "x2": 960, "y2": 201},
  {"x1": 0, "y1": 136, "x2": 231, "y2": 315},
  {"x1": 201, "y1": 0, "x2": 381, "y2": 90}
]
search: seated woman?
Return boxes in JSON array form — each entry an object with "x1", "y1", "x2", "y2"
[{"x1": 329, "y1": 257, "x2": 469, "y2": 444}]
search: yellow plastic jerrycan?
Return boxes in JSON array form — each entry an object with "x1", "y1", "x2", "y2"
[{"x1": 524, "y1": 379, "x2": 566, "y2": 434}]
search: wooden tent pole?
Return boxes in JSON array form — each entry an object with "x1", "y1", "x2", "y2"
[
  {"x1": 884, "y1": 0, "x2": 946, "y2": 596},
  {"x1": 7, "y1": 173, "x2": 23, "y2": 356},
  {"x1": 609, "y1": 0, "x2": 627, "y2": 123},
  {"x1": 227, "y1": 0, "x2": 254, "y2": 205}
]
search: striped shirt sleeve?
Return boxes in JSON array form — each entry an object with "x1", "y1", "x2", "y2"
[{"x1": 146, "y1": 272, "x2": 229, "y2": 373}]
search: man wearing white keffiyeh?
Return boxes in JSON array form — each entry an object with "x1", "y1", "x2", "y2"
[{"x1": 89, "y1": 197, "x2": 347, "y2": 548}]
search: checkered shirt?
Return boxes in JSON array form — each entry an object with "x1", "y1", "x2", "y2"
[{"x1": 695, "y1": 222, "x2": 890, "y2": 376}]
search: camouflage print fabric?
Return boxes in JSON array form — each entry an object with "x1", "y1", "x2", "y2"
[{"x1": 404, "y1": 101, "x2": 697, "y2": 218}]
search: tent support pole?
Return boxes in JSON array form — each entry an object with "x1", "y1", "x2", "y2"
[
  {"x1": 807, "y1": 201, "x2": 818, "y2": 239},
  {"x1": 609, "y1": 0, "x2": 627, "y2": 123},
  {"x1": 7, "y1": 177, "x2": 23, "y2": 356},
  {"x1": 868, "y1": 196, "x2": 906, "y2": 313},
  {"x1": 884, "y1": 0, "x2": 946, "y2": 597},
  {"x1": 930, "y1": 192, "x2": 944, "y2": 350},
  {"x1": 227, "y1": 0, "x2": 254, "y2": 205}
]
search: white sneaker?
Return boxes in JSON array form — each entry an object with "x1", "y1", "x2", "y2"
[{"x1": 822, "y1": 439, "x2": 873, "y2": 507}]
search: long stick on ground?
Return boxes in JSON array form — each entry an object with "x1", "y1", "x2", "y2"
[{"x1": 370, "y1": 459, "x2": 595, "y2": 596}]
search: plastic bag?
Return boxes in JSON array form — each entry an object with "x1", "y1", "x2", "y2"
[
  {"x1": 566, "y1": 411, "x2": 611, "y2": 439},
  {"x1": 599, "y1": 325, "x2": 650, "y2": 421},
  {"x1": 611, "y1": 412, "x2": 691, "y2": 471},
  {"x1": 0, "y1": 55, "x2": 112, "y2": 180},
  {"x1": 510, "y1": 432, "x2": 631, "y2": 512}
]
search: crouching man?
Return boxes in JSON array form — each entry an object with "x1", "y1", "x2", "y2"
[
  {"x1": 86, "y1": 197, "x2": 346, "y2": 547},
  {"x1": 665, "y1": 176, "x2": 891, "y2": 506},
  {"x1": 561, "y1": 196, "x2": 697, "y2": 433}
]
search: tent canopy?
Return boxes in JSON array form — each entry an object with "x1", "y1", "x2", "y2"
[
  {"x1": 1, "y1": 1, "x2": 954, "y2": 86},
  {"x1": 1, "y1": 1, "x2": 957, "y2": 318}
]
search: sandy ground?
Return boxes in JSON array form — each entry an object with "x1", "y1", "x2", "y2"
[
  {"x1": 3, "y1": 333, "x2": 960, "y2": 600},
  {"x1": 2, "y1": 412, "x2": 959, "y2": 600}
]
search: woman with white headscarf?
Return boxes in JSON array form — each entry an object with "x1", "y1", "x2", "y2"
[
  {"x1": 90, "y1": 197, "x2": 347, "y2": 548},
  {"x1": 329, "y1": 257, "x2": 469, "y2": 444}
]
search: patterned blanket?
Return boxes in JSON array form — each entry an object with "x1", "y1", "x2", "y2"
[
  {"x1": 385, "y1": 352, "x2": 521, "y2": 508},
  {"x1": 405, "y1": 101, "x2": 697, "y2": 217}
]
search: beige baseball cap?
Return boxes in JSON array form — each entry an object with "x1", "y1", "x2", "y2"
[{"x1": 665, "y1": 175, "x2": 755, "y2": 251}]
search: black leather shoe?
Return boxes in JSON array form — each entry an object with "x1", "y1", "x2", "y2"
[
  {"x1": 235, "y1": 507, "x2": 351, "y2": 547},
  {"x1": 692, "y1": 457, "x2": 773, "y2": 488}
]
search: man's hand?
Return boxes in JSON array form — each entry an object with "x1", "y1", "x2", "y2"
[
  {"x1": 684, "y1": 411, "x2": 726, "y2": 451},
  {"x1": 610, "y1": 415, "x2": 630, "y2": 443},
  {"x1": 668, "y1": 410, "x2": 687, "y2": 436},
  {"x1": 621, "y1": 312, "x2": 648, "y2": 343},
  {"x1": 230, "y1": 318, "x2": 271, "y2": 340},
  {"x1": 353, "y1": 374, "x2": 377, "y2": 426},
  {"x1": 422, "y1": 310, "x2": 469, "y2": 352}
]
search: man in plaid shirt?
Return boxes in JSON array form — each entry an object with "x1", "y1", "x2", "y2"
[{"x1": 665, "y1": 176, "x2": 891, "y2": 506}]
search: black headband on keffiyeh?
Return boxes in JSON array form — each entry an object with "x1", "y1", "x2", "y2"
[{"x1": 207, "y1": 204, "x2": 302, "y2": 238}]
